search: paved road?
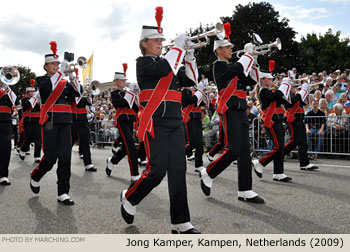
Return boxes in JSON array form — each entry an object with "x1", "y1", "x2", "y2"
[{"x1": 1, "y1": 146, "x2": 349, "y2": 234}]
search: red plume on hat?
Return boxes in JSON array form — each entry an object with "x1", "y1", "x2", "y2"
[
  {"x1": 155, "y1": 7, "x2": 163, "y2": 33},
  {"x1": 49, "y1": 41, "x2": 58, "y2": 58},
  {"x1": 269, "y1": 60, "x2": 275, "y2": 72},
  {"x1": 30, "y1": 79, "x2": 35, "y2": 88},
  {"x1": 122, "y1": 63, "x2": 128, "y2": 77},
  {"x1": 223, "y1": 22, "x2": 231, "y2": 42}
]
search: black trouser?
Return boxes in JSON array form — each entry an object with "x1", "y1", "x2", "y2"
[
  {"x1": 125, "y1": 118, "x2": 190, "y2": 224},
  {"x1": 284, "y1": 120, "x2": 309, "y2": 167},
  {"x1": 111, "y1": 120, "x2": 138, "y2": 177},
  {"x1": 185, "y1": 118, "x2": 203, "y2": 168},
  {"x1": 20, "y1": 122, "x2": 42, "y2": 158},
  {"x1": 72, "y1": 120, "x2": 92, "y2": 166},
  {"x1": 206, "y1": 110, "x2": 252, "y2": 191},
  {"x1": 208, "y1": 123, "x2": 224, "y2": 157},
  {"x1": 12, "y1": 125, "x2": 18, "y2": 148},
  {"x1": 137, "y1": 141, "x2": 146, "y2": 162},
  {"x1": 17, "y1": 131, "x2": 25, "y2": 149},
  {"x1": 31, "y1": 123, "x2": 72, "y2": 196},
  {"x1": 259, "y1": 120, "x2": 285, "y2": 174},
  {"x1": 0, "y1": 122, "x2": 12, "y2": 178}
]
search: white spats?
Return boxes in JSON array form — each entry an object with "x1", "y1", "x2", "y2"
[
  {"x1": 272, "y1": 173, "x2": 288, "y2": 180},
  {"x1": 200, "y1": 169, "x2": 213, "y2": 188},
  {"x1": 238, "y1": 190, "x2": 258, "y2": 200},
  {"x1": 238, "y1": 54, "x2": 254, "y2": 77},
  {"x1": 121, "y1": 190, "x2": 136, "y2": 215},
  {"x1": 58, "y1": 194, "x2": 70, "y2": 201},
  {"x1": 106, "y1": 157, "x2": 113, "y2": 171},
  {"x1": 172, "y1": 222, "x2": 194, "y2": 233},
  {"x1": 0, "y1": 177, "x2": 10, "y2": 183},
  {"x1": 131, "y1": 175, "x2": 141, "y2": 182},
  {"x1": 30, "y1": 179, "x2": 40, "y2": 187},
  {"x1": 164, "y1": 46, "x2": 185, "y2": 75}
]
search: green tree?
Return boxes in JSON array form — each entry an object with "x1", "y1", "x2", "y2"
[
  {"x1": 9, "y1": 65, "x2": 36, "y2": 98},
  {"x1": 298, "y1": 29, "x2": 350, "y2": 73}
]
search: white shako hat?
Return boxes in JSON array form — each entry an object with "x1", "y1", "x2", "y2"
[
  {"x1": 213, "y1": 39, "x2": 234, "y2": 52},
  {"x1": 114, "y1": 72, "x2": 127, "y2": 81},
  {"x1": 140, "y1": 25, "x2": 165, "y2": 41},
  {"x1": 260, "y1": 70, "x2": 273, "y2": 79},
  {"x1": 140, "y1": 7, "x2": 165, "y2": 41},
  {"x1": 26, "y1": 79, "x2": 36, "y2": 92},
  {"x1": 45, "y1": 41, "x2": 60, "y2": 64}
]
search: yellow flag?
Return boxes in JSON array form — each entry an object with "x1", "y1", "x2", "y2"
[{"x1": 82, "y1": 54, "x2": 93, "y2": 84}]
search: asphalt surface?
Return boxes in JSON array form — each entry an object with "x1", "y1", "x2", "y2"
[{"x1": 0, "y1": 146, "x2": 349, "y2": 234}]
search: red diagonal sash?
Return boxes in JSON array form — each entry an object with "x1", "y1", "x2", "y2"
[
  {"x1": 285, "y1": 101, "x2": 300, "y2": 123},
  {"x1": 136, "y1": 72, "x2": 174, "y2": 141},
  {"x1": 18, "y1": 107, "x2": 32, "y2": 133},
  {"x1": 262, "y1": 101, "x2": 277, "y2": 128},
  {"x1": 39, "y1": 79, "x2": 67, "y2": 125},
  {"x1": 216, "y1": 76, "x2": 246, "y2": 114}
]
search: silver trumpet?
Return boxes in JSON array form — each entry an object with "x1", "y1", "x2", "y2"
[
  {"x1": 163, "y1": 23, "x2": 225, "y2": 51},
  {"x1": 65, "y1": 56, "x2": 88, "y2": 75},
  {"x1": 233, "y1": 38, "x2": 281, "y2": 58},
  {"x1": 0, "y1": 66, "x2": 20, "y2": 87},
  {"x1": 85, "y1": 80, "x2": 101, "y2": 96}
]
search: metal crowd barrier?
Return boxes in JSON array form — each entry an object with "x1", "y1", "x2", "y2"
[
  {"x1": 89, "y1": 120, "x2": 119, "y2": 147},
  {"x1": 251, "y1": 115, "x2": 350, "y2": 158}
]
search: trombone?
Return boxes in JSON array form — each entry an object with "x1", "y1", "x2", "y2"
[
  {"x1": 233, "y1": 38, "x2": 281, "y2": 58},
  {"x1": 162, "y1": 23, "x2": 225, "y2": 51}
]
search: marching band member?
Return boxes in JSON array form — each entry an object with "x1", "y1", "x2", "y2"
[
  {"x1": 199, "y1": 36, "x2": 264, "y2": 204},
  {"x1": 0, "y1": 79, "x2": 17, "y2": 186},
  {"x1": 71, "y1": 87, "x2": 97, "y2": 172},
  {"x1": 30, "y1": 42, "x2": 82, "y2": 205},
  {"x1": 283, "y1": 85, "x2": 318, "y2": 170},
  {"x1": 252, "y1": 74, "x2": 292, "y2": 182},
  {"x1": 105, "y1": 68, "x2": 140, "y2": 184},
  {"x1": 182, "y1": 84, "x2": 207, "y2": 172},
  {"x1": 120, "y1": 7, "x2": 200, "y2": 233},
  {"x1": 18, "y1": 79, "x2": 42, "y2": 163}
]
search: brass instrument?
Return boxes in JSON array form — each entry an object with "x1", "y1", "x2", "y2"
[
  {"x1": 86, "y1": 80, "x2": 101, "y2": 96},
  {"x1": 0, "y1": 66, "x2": 20, "y2": 86},
  {"x1": 65, "y1": 56, "x2": 88, "y2": 75},
  {"x1": 233, "y1": 37, "x2": 281, "y2": 58},
  {"x1": 163, "y1": 23, "x2": 225, "y2": 51}
]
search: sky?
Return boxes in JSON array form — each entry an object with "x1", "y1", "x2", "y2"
[{"x1": 0, "y1": 0, "x2": 349, "y2": 83}]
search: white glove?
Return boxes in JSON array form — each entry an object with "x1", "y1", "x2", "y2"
[
  {"x1": 60, "y1": 59, "x2": 69, "y2": 73},
  {"x1": 244, "y1": 42, "x2": 255, "y2": 55},
  {"x1": 174, "y1": 33, "x2": 190, "y2": 50},
  {"x1": 185, "y1": 47, "x2": 195, "y2": 61},
  {"x1": 3, "y1": 84, "x2": 10, "y2": 93},
  {"x1": 302, "y1": 83, "x2": 308, "y2": 90},
  {"x1": 34, "y1": 91, "x2": 40, "y2": 99}
]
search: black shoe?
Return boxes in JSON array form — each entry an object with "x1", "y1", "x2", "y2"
[
  {"x1": 238, "y1": 195, "x2": 265, "y2": 204},
  {"x1": 105, "y1": 167, "x2": 111, "y2": 176},
  {"x1": 121, "y1": 205, "x2": 134, "y2": 224},
  {"x1": 0, "y1": 181, "x2": 11, "y2": 186},
  {"x1": 57, "y1": 198, "x2": 75, "y2": 206},
  {"x1": 199, "y1": 172, "x2": 211, "y2": 196},
  {"x1": 273, "y1": 177, "x2": 292, "y2": 182},
  {"x1": 85, "y1": 167, "x2": 97, "y2": 172},
  {"x1": 30, "y1": 182, "x2": 40, "y2": 194},
  {"x1": 172, "y1": 228, "x2": 201, "y2": 234},
  {"x1": 19, "y1": 154, "x2": 25, "y2": 161},
  {"x1": 254, "y1": 168, "x2": 262, "y2": 178}
]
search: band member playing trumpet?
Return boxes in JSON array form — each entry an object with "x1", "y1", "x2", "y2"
[
  {"x1": 252, "y1": 75, "x2": 292, "y2": 182},
  {"x1": 0, "y1": 75, "x2": 18, "y2": 186},
  {"x1": 283, "y1": 85, "x2": 318, "y2": 170},
  {"x1": 199, "y1": 37, "x2": 264, "y2": 204},
  {"x1": 71, "y1": 88, "x2": 97, "y2": 172},
  {"x1": 30, "y1": 42, "x2": 82, "y2": 205},
  {"x1": 182, "y1": 84, "x2": 207, "y2": 172},
  {"x1": 105, "y1": 66, "x2": 140, "y2": 183},
  {"x1": 120, "y1": 7, "x2": 200, "y2": 234},
  {"x1": 19, "y1": 79, "x2": 42, "y2": 163}
]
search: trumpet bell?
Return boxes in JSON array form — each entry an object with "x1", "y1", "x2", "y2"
[
  {"x1": 77, "y1": 56, "x2": 88, "y2": 69},
  {"x1": 90, "y1": 80, "x2": 101, "y2": 96},
  {"x1": 215, "y1": 23, "x2": 225, "y2": 40},
  {"x1": 0, "y1": 66, "x2": 20, "y2": 85}
]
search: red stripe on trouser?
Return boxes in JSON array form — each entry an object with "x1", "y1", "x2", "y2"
[
  {"x1": 222, "y1": 113, "x2": 228, "y2": 146},
  {"x1": 259, "y1": 127, "x2": 279, "y2": 165},
  {"x1": 184, "y1": 123, "x2": 189, "y2": 146},
  {"x1": 126, "y1": 133, "x2": 151, "y2": 199},
  {"x1": 32, "y1": 125, "x2": 46, "y2": 178},
  {"x1": 284, "y1": 122, "x2": 294, "y2": 148},
  {"x1": 206, "y1": 148, "x2": 229, "y2": 174},
  {"x1": 117, "y1": 122, "x2": 134, "y2": 176}
]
